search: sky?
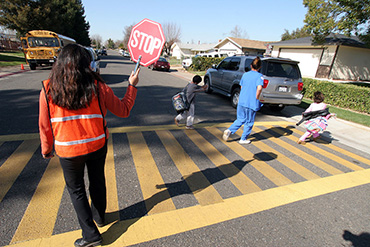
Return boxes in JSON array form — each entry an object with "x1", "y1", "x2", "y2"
[{"x1": 82, "y1": 0, "x2": 308, "y2": 44}]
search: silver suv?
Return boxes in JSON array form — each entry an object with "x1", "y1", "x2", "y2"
[{"x1": 204, "y1": 56, "x2": 303, "y2": 110}]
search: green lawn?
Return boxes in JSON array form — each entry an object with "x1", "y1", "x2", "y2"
[{"x1": 0, "y1": 51, "x2": 26, "y2": 67}]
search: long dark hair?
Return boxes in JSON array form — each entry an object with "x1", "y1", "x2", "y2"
[{"x1": 49, "y1": 44, "x2": 103, "y2": 110}]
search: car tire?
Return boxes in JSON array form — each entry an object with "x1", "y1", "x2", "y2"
[
  {"x1": 269, "y1": 104, "x2": 285, "y2": 111},
  {"x1": 204, "y1": 77, "x2": 212, "y2": 93},
  {"x1": 231, "y1": 88, "x2": 240, "y2": 108},
  {"x1": 29, "y1": 63, "x2": 36, "y2": 70}
]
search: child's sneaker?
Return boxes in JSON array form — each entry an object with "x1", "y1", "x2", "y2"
[
  {"x1": 239, "y1": 139, "x2": 251, "y2": 144},
  {"x1": 297, "y1": 139, "x2": 306, "y2": 145},
  {"x1": 223, "y1": 129, "x2": 231, "y2": 141},
  {"x1": 186, "y1": 125, "x2": 194, "y2": 130}
]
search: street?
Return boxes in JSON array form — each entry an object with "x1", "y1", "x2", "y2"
[{"x1": 1, "y1": 50, "x2": 370, "y2": 247}]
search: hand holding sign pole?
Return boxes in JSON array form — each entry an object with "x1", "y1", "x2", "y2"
[
  {"x1": 134, "y1": 55, "x2": 141, "y2": 73},
  {"x1": 128, "y1": 19, "x2": 166, "y2": 67}
]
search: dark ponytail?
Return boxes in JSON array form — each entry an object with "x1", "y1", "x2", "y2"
[{"x1": 251, "y1": 57, "x2": 261, "y2": 70}]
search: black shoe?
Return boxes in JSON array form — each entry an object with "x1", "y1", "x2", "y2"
[
  {"x1": 96, "y1": 221, "x2": 106, "y2": 227},
  {"x1": 74, "y1": 237, "x2": 102, "y2": 247},
  {"x1": 95, "y1": 217, "x2": 106, "y2": 227}
]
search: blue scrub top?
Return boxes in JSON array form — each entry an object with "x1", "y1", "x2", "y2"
[{"x1": 238, "y1": 70, "x2": 263, "y2": 111}]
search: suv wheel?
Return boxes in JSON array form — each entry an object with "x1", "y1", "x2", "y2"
[
  {"x1": 269, "y1": 104, "x2": 285, "y2": 111},
  {"x1": 204, "y1": 77, "x2": 212, "y2": 93},
  {"x1": 231, "y1": 88, "x2": 240, "y2": 108}
]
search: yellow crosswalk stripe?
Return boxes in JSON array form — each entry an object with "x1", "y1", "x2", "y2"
[
  {"x1": 291, "y1": 128, "x2": 366, "y2": 170},
  {"x1": 269, "y1": 127, "x2": 344, "y2": 175},
  {"x1": 11, "y1": 157, "x2": 64, "y2": 243},
  {"x1": 207, "y1": 127, "x2": 292, "y2": 186},
  {"x1": 184, "y1": 129, "x2": 262, "y2": 194},
  {"x1": 236, "y1": 128, "x2": 294, "y2": 186},
  {"x1": 322, "y1": 143, "x2": 370, "y2": 166},
  {"x1": 127, "y1": 132, "x2": 176, "y2": 215},
  {"x1": 156, "y1": 130, "x2": 224, "y2": 206},
  {"x1": 105, "y1": 137, "x2": 120, "y2": 224},
  {"x1": 253, "y1": 126, "x2": 321, "y2": 180},
  {"x1": 0, "y1": 139, "x2": 40, "y2": 203}
]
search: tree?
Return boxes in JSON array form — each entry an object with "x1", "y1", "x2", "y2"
[
  {"x1": 162, "y1": 22, "x2": 181, "y2": 56},
  {"x1": 123, "y1": 24, "x2": 134, "y2": 50},
  {"x1": 303, "y1": 0, "x2": 370, "y2": 46},
  {"x1": 281, "y1": 27, "x2": 311, "y2": 41},
  {"x1": 91, "y1": 34, "x2": 103, "y2": 49},
  {"x1": 0, "y1": 0, "x2": 91, "y2": 46},
  {"x1": 106, "y1": 38, "x2": 115, "y2": 49},
  {"x1": 229, "y1": 25, "x2": 249, "y2": 39}
]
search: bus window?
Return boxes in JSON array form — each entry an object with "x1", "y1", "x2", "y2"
[
  {"x1": 22, "y1": 39, "x2": 28, "y2": 48},
  {"x1": 28, "y1": 37, "x2": 60, "y2": 47}
]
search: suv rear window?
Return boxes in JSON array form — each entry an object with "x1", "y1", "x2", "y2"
[{"x1": 262, "y1": 61, "x2": 300, "y2": 79}]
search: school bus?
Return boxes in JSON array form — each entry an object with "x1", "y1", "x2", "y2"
[{"x1": 20, "y1": 30, "x2": 76, "y2": 70}]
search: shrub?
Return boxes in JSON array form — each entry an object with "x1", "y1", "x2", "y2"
[
  {"x1": 302, "y1": 78, "x2": 370, "y2": 114},
  {"x1": 189, "y1": 57, "x2": 224, "y2": 71}
]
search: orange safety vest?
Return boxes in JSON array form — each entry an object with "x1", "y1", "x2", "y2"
[{"x1": 42, "y1": 79, "x2": 106, "y2": 158}]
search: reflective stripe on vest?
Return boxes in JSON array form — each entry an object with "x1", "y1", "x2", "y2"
[
  {"x1": 43, "y1": 79, "x2": 106, "y2": 158},
  {"x1": 50, "y1": 114, "x2": 103, "y2": 123},
  {"x1": 54, "y1": 133, "x2": 106, "y2": 146}
]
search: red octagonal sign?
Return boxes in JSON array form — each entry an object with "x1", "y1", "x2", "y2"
[{"x1": 128, "y1": 19, "x2": 166, "y2": 67}]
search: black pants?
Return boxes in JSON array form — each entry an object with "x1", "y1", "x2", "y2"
[{"x1": 59, "y1": 143, "x2": 107, "y2": 241}]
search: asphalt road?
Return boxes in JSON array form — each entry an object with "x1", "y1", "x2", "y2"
[{"x1": 0, "y1": 50, "x2": 369, "y2": 247}]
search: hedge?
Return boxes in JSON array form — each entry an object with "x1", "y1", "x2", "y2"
[
  {"x1": 189, "y1": 57, "x2": 224, "y2": 71},
  {"x1": 302, "y1": 78, "x2": 370, "y2": 114}
]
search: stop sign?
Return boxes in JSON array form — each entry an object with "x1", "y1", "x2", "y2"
[{"x1": 128, "y1": 19, "x2": 166, "y2": 67}]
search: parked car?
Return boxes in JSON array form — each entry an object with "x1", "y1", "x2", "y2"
[
  {"x1": 149, "y1": 57, "x2": 170, "y2": 71},
  {"x1": 123, "y1": 51, "x2": 130, "y2": 57},
  {"x1": 97, "y1": 48, "x2": 107, "y2": 56},
  {"x1": 204, "y1": 55, "x2": 303, "y2": 110},
  {"x1": 85, "y1": 47, "x2": 100, "y2": 74},
  {"x1": 182, "y1": 57, "x2": 192, "y2": 69}
]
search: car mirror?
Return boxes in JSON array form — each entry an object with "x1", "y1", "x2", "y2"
[{"x1": 212, "y1": 64, "x2": 217, "y2": 69}]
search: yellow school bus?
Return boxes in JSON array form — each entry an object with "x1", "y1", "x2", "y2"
[{"x1": 20, "y1": 30, "x2": 76, "y2": 70}]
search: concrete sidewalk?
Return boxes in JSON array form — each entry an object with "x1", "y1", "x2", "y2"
[{"x1": 170, "y1": 65, "x2": 370, "y2": 155}]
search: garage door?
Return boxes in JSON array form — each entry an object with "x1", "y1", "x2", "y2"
[{"x1": 279, "y1": 48, "x2": 323, "y2": 78}]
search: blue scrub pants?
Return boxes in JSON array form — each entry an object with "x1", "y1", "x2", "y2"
[{"x1": 229, "y1": 105, "x2": 257, "y2": 141}]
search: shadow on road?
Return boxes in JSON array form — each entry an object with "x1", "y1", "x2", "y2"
[
  {"x1": 101, "y1": 152, "x2": 277, "y2": 245},
  {"x1": 343, "y1": 230, "x2": 370, "y2": 247}
]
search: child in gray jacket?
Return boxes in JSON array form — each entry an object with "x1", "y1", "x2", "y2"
[{"x1": 174, "y1": 75, "x2": 207, "y2": 129}]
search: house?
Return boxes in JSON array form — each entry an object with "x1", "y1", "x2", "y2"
[
  {"x1": 172, "y1": 37, "x2": 271, "y2": 59},
  {"x1": 214, "y1": 37, "x2": 271, "y2": 57},
  {"x1": 269, "y1": 34, "x2": 370, "y2": 81},
  {"x1": 171, "y1": 42, "x2": 217, "y2": 59}
]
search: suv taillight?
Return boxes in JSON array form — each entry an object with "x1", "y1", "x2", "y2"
[
  {"x1": 298, "y1": 82, "x2": 303, "y2": 91},
  {"x1": 263, "y1": 79, "x2": 269, "y2": 88}
]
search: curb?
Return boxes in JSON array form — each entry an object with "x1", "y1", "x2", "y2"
[{"x1": 0, "y1": 69, "x2": 29, "y2": 78}]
